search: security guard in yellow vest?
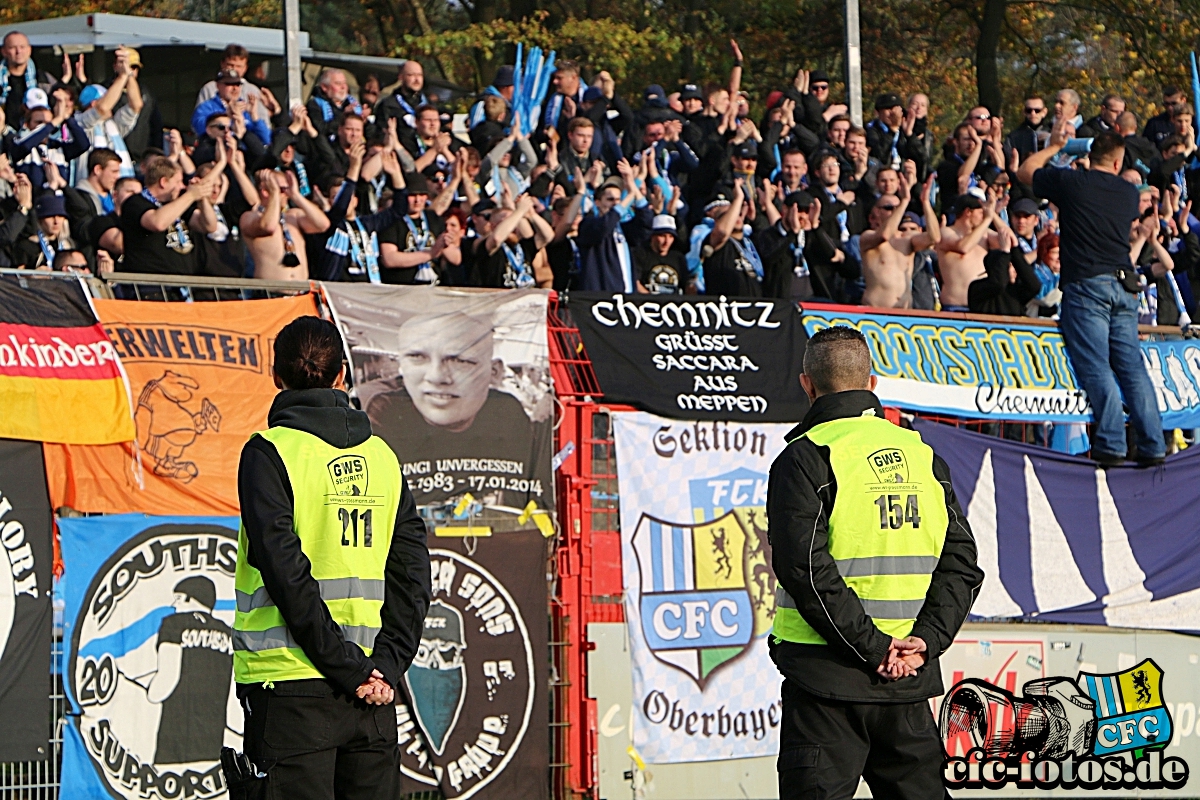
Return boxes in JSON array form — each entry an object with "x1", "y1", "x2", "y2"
[
  {"x1": 768, "y1": 326, "x2": 983, "y2": 800},
  {"x1": 233, "y1": 316, "x2": 431, "y2": 799}
]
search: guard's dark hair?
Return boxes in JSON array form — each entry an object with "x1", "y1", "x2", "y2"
[
  {"x1": 1089, "y1": 131, "x2": 1126, "y2": 167},
  {"x1": 274, "y1": 316, "x2": 345, "y2": 390},
  {"x1": 803, "y1": 326, "x2": 871, "y2": 395},
  {"x1": 174, "y1": 576, "x2": 217, "y2": 610}
]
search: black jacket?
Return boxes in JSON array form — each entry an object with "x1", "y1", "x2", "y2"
[
  {"x1": 968, "y1": 249, "x2": 1043, "y2": 316},
  {"x1": 767, "y1": 391, "x2": 983, "y2": 703},
  {"x1": 237, "y1": 389, "x2": 432, "y2": 695}
]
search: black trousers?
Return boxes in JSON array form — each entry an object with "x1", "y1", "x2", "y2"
[
  {"x1": 778, "y1": 679, "x2": 947, "y2": 800},
  {"x1": 241, "y1": 680, "x2": 401, "y2": 800}
]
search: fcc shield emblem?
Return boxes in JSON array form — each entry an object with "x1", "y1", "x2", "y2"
[
  {"x1": 631, "y1": 512, "x2": 755, "y2": 688},
  {"x1": 1079, "y1": 659, "x2": 1173, "y2": 756}
]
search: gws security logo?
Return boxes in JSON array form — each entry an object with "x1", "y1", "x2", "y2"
[
  {"x1": 397, "y1": 549, "x2": 534, "y2": 799},
  {"x1": 630, "y1": 511, "x2": 755, "y2": 688},
  {"x1": 868, "y1": 448, "x2": 908, "y2": 484},
  {"x1": 69, "y1": 524, "x2": 240, "y2": 799},
  {"x1": 328, "y1": 454, "x2": 368, "y2": 497},
  {"x1": 940, "y1": 660, "x2": 1189, "y2": 790}
]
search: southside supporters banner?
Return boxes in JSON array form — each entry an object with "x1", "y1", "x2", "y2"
[
  {"x1": 571, "y1": 293, "x2": 810, "y2": 422},
  {"x1": 59, "y1": 514, "x2": 240, "y2": 800},
  {"x1": 613, "y1": 411, "x2": 792, "y2": 763},
  {"x1": 324, "y1": 285, "x2": 554, "y2": 513},
  {"x1": 43, "y1": 295, "x2": 319, "y2": 516},
  {"x1": 805, "y1": 307, "x2": 1200, "y2": 428},
  {"x1": 399, "y1": 531, "x2": 548, "y2": 800},
  {"x1": 915, "y1": 419, "x2": 1200, "y2": 631},
  {"x1": 0, "y1": 275, "x2": 134, "y2": 444},
  {"x1": 0, "y1": 440, "x2": 53, "y2": 761}
]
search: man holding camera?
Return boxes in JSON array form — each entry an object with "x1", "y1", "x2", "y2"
[{"x1": 1017, "y1": 119, "x2": 1165, "y2": 467}]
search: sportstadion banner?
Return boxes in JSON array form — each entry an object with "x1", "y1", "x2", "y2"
[
  {"x1": 324, "y1": 285, "x2": 554, "y2": 514},
  {"x1": 804, "y1": 308, "x2": 1200, "y2": 429},
  {"x1": 571, "y1": 293, "x2": 810, "y2": 422},
  {"x1": 399, "y1": 531, "x2": 548, "y2": 800},
  {"x1": 915, "y1": 419, "x2": 1200, "y2": 631},
  {"x1": 0, "y1": 439, "x2": 53, "y2": 761},
  {"x1": 613, "y1": 411, "x2": 792, "y2": 763},
  {"x1": 0, "y1": 275, "x2": 135, "y2": 444},
  {"x1": 59, "y1": 514, "x2": 241, "y2": 800},
  {"x1": 43, "y1": 295, "x2": 319, "y2": 516}
]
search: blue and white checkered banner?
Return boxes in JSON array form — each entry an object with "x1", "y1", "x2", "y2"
[
  {"x1": 59, "y1": 514, "x2": 240, "y2": 800},
  {"x1": 614, "y1": 411, "x2": 792, "y2": 764},
  {"x1": 804, "y1": 308, "x2": 1200, "y2": 429},
  {"x1": 916, "y1": 420, "x2": 1200, "y2": 631}
]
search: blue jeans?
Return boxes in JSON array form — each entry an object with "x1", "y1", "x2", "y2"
[{"x1": 1059, "y1": 274, "x2": 1165, "y2": 458}]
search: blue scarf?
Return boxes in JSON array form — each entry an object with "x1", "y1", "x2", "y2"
[
  {"x1": 140, "y1": 189, "x2": 192, "y2": 253},
  {"x1": 0, "y1": 58, "x2": 36, "y2": 106},
  {"x1": 730, "y1": 235, "x2": 764, "y2": 280},
  {"x1": 501, "y1": 241, "x2": 535, "y2": 288}
]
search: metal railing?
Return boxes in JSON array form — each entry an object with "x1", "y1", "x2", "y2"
[{"x1": 0, "y1": 635, "x2": 63, "y2": 800}]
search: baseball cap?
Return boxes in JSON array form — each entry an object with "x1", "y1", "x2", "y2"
[
  {"x1": 405, "y1": 172, "x2": 431, "y2": 196},
  {"x1": 875, "y1": 92, "x2": 903, "y2": 111},
  {"x1": 123, "y1": 47, "x2": 142, "y2": 68},
  {"x1": 680, "y1": 84, "x2": 703, "y2": 102},
  {"x1": 600, "y1": 176, "x2": 625, "y2": 193},
  {"x1": 651, "y1": 214, "x2": 677, "y2": 234},
  {"x1": 1010, "y1": 197, "x2": 1039, "y2": 216},
  {"x1": 35, "y1": 192, "x2": 67, "y2": 219},
  {"x1": 582, "y1": 86, "x2": 603, "y2": 104},
  {"x1": 79, "y1": 84, "x2": 107, "y2": 108},
  {"x1": 901, "y1": 211, "x2": 924, "y2": 227},
  {"x1": 783, "y1": 190, "x2": 815, "y2": 209},
  {"x1": 493, "y1": 65, "x2": 515, "y2": 87},
  {"x1": 766, "y1": 91, "x2": 784, "y2": 110},
  {"x1": 644, "y1": 84, "x2": 668, "y2": 109},
  {"x1": 705, "y1": 190, "x2": 733, "y2": 213},
  {"x1": 24, "y1": 87, "x2": 49, "y2": 111},
  {"x1": 471, "y1": 198, "x2": 497, "y2": 216},
  {"x1": 216, "y1": 68, "x2": 241, "y2": 85},
  {"x1": 732, "y1": 141, "x2": 758, "y2": 160}
]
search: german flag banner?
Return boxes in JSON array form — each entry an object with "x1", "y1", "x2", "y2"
[
  {"x1": 43, "y1": 294, "x2": 319, "y2": 516},
  {"x1": 0, "y1": 276, "x2": 134, "y2": 445}
]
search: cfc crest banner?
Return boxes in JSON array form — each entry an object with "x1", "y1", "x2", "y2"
[
  {"x1": 59, "y1": 514, "x2": 241, "y2": 800},
  {"x1": 397, "y1": 531, "x2": 548, "y2": 800},
  {"x1": 613, "y1": 411, "x2": 793, "y2": 763},
  {"x1": 43, "y1": 295, "x2": 319, "y2": 516}
]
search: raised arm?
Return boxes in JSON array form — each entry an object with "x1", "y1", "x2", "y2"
[
  {"x1": 708, "y1": 179, "x2": 745, "y2": 250},
  {"x1": 1017, "y1": 116, "x2": 1070, "y2": 186}
]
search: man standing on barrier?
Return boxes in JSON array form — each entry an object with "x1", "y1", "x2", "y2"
[
  {"x1": 768, "y1": 326, "x2": 983, "y2": 799},
  {"x1": 230, "y1": 315, "x2": 431, "y2": 799},
  {"x1": 1017, "y1": 121, "x2": 1166, "y2": 467}
]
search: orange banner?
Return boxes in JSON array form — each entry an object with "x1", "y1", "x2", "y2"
[{"x1": 44, "y1": 294, "x2": 319, "y2": 516}]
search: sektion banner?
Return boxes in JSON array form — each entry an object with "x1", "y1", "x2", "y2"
[
  {"x1": 0, "y1": 439, "x2": 53, "y2": 761},
  {"x1": 323, "y1": 285, "x2": 554, "y2": 514},
  {"x1": 0, "y1": 275, "x2": 134, "y2": 444},
  {"x1": 613, "y1": 411, "x2": 791, "y2": 763},
  {"x1": 571, "y1": 293, "x2": 810, "y2": 422},
  {"x1": 59, "y1": 514, "x2": 241, "y2": 800},
  {"x1": 43, "y1": 295, "x2": 319, "y2": 516},
  {"x1": 804, "y1": 307, "x2": 1200, "y2": 428},
  {"x1": 397, "y1": 531, "x2": 548, "y2": 800}
]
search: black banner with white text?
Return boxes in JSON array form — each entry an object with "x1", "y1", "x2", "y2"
[
  {"x1": 570, "y1": 293, "x2": 809, "y2": 422},
  {"x1": 0, "y1": 439, "x2": 53, "y2": 760}
]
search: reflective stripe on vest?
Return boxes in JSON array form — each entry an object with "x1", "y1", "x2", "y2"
[
  {"x1": 234, "y1": 426, "x2": 402, "y2": 684},
  {"x1": 771, "y1": 413, "x2": 948, "y2": 646}
]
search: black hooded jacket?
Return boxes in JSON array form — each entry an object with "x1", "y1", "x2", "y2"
[
  {"x1": 237, "y1": 388, "x2": 432, "y2": 696},
  {"x1": 767, "y1": 390, "x2": 983, "y2": 703}
]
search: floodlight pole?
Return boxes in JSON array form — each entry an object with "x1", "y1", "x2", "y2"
[
  {"x1": 844, "y1": 0, "x2": 863, "y2": 126},
  {"x1": 283, "y1": 0, "x2": 303, "y2": 109}
]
